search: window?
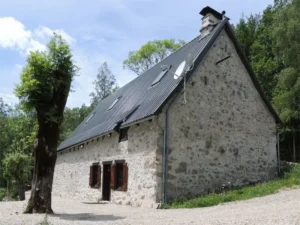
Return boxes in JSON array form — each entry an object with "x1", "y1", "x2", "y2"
[
  {"x1": 85, "y1": 112, "x2": 95, "y2": 124},
  {"x1": 110, "y1": 161, "x2": 128, "y2": 191},
  {"x1": 89, "y1": 163, "x2": 101, "y2": 188},
  {"x1": 108, "y1": 96, "x2": 122, "y2": 111},
  {"x1": 151, "y1": 66, "x2": 171, "y2": 86},
  {"x1": 119, "y1": 127, "x2": 129, "y2": 142}
]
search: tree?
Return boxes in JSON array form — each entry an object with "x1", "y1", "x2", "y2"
[
  {"x1": 272, "y1": 0, "x2": 300, "y2": 162},
  {"x1": 60, "y1": 104, "x2": 92, "y2": 142},
  {"x1": 15, "y1": 34, "x2": 78, "y2": 213},
  {"x1": 272, "y1": 68, "x2": 300, "y2": 161},
  {"x1": 90, "y1": 62, "x2": 117, "y2": 107},
  {"x1": 123, "y1": 39, "x2": 186, "y2": 75},
  {"x1": 0, "y1": 98, "x2": 11, "y2": 187},
  {"x1": 250, "y1": 6, "x2": 285, "y2": 100},
  {"x1": 234, "y1": 14, "x2": 260, "y2": 61},
  {"x1": 2, "y1": 152, "x2": 33, "y2": 200}
]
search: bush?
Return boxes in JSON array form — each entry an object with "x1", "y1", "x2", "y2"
[{"x1": 0, "y1": 188, "x2": 6, "y2": 201}]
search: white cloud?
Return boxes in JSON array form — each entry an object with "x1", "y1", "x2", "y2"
[
  {"x1": 34, "y1": 26, "x2": 76, "y2": 45},
  {"x1": 0, "y1": 17, "x2": 75, "y2": 56},
  {"x1": 0, "y1": 17, "x2": 45, "y2": 55},
  {"x1": 0, "y1": 16, "x2": 137, "y2": 108}
]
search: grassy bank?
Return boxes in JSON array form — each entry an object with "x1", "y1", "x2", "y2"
[{"x1": 165, "y1": 164, "x2": 300, "y2": 209}]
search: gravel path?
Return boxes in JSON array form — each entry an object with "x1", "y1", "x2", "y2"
[{"x1": 1, "y1": 189, "x2": 300, "y2": 225}]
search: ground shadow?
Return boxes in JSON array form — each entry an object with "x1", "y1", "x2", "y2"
[{"x1": 51, "y1": 213, "x2": 124, "y2": 222}]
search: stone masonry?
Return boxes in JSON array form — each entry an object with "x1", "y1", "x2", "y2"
[
  {"x1": 157, "y1": 29, "x2": 277, "y2": 200},
  {"x1": 53, "y1": 121, "x2": 161, "y2": 208}
]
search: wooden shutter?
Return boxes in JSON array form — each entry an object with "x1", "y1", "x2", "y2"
[
  {"x1": 89, "y1": 166, "x2": 93, "y2": 187},
  {"x1": 110, "y1": 164, "x2": 116, "y2": 190},
  {"x1": 122, "y1": 162, "x2": 128, "y2": 191},
  {"x1": 96, "y1": 165, "x2": 101, "y2": 188}
]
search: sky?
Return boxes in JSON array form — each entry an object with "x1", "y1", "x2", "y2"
[{"x1": 0, "y1": 0, "x2": 273, "y2": 108}]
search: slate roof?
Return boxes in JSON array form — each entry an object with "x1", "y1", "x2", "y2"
[{"x1": 58, "y1": 17, "x2": 281, "y2": 151}]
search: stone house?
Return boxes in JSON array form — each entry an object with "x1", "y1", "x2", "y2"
[{"x1": 53, "y1": 6, "x2": 282, "y2": 208}]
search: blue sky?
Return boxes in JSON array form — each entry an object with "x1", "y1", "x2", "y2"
[{"x1": 0, "y1": 0, "x2": 273, "y2": 108}]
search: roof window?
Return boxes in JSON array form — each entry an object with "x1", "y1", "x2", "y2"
[
  {"x1": 108, "y1": 96, "x2": 122, "y2": 111},
  {"x1": 85, "y1": 112, "x2": 95, "y2": 124},
  {"x1": 151, "y1": 65, "x2": 171, "y2": 86}
]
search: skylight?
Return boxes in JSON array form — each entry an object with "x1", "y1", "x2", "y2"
[
  {"x1": 85, "y1": 112, "x2": 95, "y2": 124},
  {"x1": 108, "y1": 96, "x2": 122, "y2": 111},
  {"x1": 151, "y1": 65, "x2": 171, "y2": 86}
]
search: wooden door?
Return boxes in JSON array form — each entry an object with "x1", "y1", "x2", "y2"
[{"x1": 102, "y1": 164, "x2": 111, "y2": 201}]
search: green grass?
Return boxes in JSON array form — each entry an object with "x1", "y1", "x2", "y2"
[
  {"x1": 0, "y1": 188, "x2": 6, "y2": 201},
  {"x1": 165, "y1": 164, "x2": 300, "y2": 209}
]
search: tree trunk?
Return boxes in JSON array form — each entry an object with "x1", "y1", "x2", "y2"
[
  {"x1": 24, "y1": 117, "x2": 59, "y2": 214},
  {"x1": 293, "y1": 130, "x2": 296, "y2": 162},
  {"x1": 19, "y1": 182, "x2": 25, "y2": 201}
]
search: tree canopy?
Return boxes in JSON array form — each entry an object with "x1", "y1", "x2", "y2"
[
  {"x1": 90, "y1": 62, "x2": 117, "y2": 107},
  {"x1": 123, "y1": 39, "x2": 186, "y2": 75}
]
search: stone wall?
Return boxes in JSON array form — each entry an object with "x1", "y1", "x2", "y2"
[
  {"x1": 53, "y1": 120, "x2": 161, "y2": 208},
  {"x1": 157, "y1": 29, "x2": 278, "y2": 200}
]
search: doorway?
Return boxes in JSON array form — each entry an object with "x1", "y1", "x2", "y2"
[{"x1": 102, "y1": 163, "x2": 111, "y2": 201}]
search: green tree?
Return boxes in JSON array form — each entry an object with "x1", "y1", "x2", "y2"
[
  {"x1": 272, "y1": 68, "x2": 300, "y2": 161},
  {"x1": 2, "y1": 152, "x2": 33, "y2": 200},
  {"x1": 123, "y1": 39, "x2": 186, "y2": 75},
  {"x1": 234, "y1": 14, "x2": 260, "y2": 61},
  {"x1": 90, "y1": 62, "x2": 117, "y2": 107},
  {"x1": 60, "y1": 104, "x2": 92, "y2": 142},
  {"x1": 272, "y1": 0, "x2": 300, "y2": 161},
  {"x1": 15, "y1": 34, "x2": 78, "y2": 213},
  {"x1": 0, "y1": 98, "x2": 11, "y2": 187},
  {"x1": 250, "y1": 6, "x2": 285, "y2": 100}
]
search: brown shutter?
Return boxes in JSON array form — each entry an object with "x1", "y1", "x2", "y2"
[
  {"x1": 96, "y1": 165, "x2": 101, "y2": 188},
  {"x1": 122, "y1": 162, "x2": 128, "y2": 191},
  {"x1": 89, "y1": 166, "x2": 93, "y2": 187},
  {"x1": 110, "y1": 164, "x2": 116, "y2": 190}
]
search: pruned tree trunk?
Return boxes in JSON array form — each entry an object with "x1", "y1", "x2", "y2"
[
  {"x1": 293, "y1": 130, "x2": 296, "y2": 162},
  {"x1": 24, "y1": 115, "x2": 60, "y2": 213},
  {"x1": 19, "y1": 182, "x2": 25, "y2": 201}
]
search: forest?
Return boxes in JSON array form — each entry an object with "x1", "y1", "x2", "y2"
[{"x1": 0, "y1": 0, "x2": 299, "y2": 201}]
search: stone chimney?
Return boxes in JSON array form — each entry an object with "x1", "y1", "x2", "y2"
[{"x1": 199, "y1": 6, "x2": 224, "y2": 35}]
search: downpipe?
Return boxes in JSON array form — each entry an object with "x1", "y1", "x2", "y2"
[
  {"x1": 163, "y1": 92, "x2": 181, "y2": 204},
  {"x1": 277, "y1": 129, "x2": 284, "y2": 174}
]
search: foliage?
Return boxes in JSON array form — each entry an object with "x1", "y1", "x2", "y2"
[
  {"x1": 273, "y1": 0, "x2": 300, "y2": 71},
  {"x1": 15, "y1": 34, "x2": 78, "y2": 117},
  {"x1": 123, "y1": 39, "x2": 186, "y2": 75},
  {"x1": 60, "y1": 104, "x2": 92, "y2": 142},
  {"x1": 0, "y1": 188, "x2": 6, "y2": 201},
  {"x1": 272, "y1": 68, "x2": 300, "y2": 127},
  {"x1": 165, "y1": 164, "x2": 300, "y2": 209},
  {"x1": 250, "y1": 6, "x2": 285, "y2": 100},
  {"x1": 234, "y1": 13, "x2": 260, "y2": 61},
  {"x1": 2, "y1": 152, "x2": 33, "y2": 184},
  {"x1": 90, "y1": 62, "x2": 117, "y2": 107}
]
